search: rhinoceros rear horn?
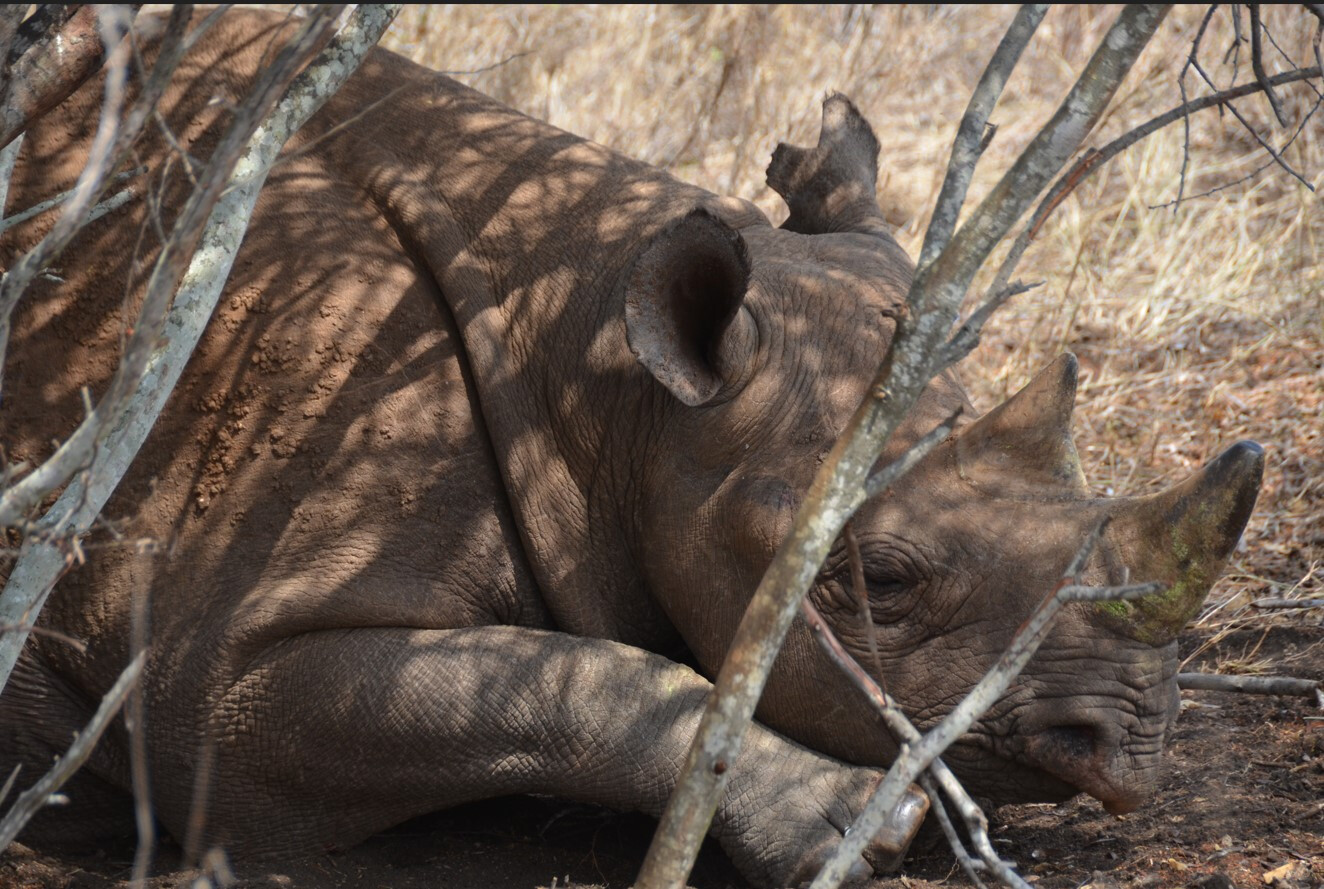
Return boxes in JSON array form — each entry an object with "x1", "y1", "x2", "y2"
[
  {"x1": 624, "y1": 208, "x2": 753, "y2": 407},
  {"x1": 767, "y1": 93, "x2": 891, "y2": 239},
  {"x1": 955, "y1": 353, "x2": 1089, "y2": 496},
  {"x1": 1098, "y1": 441, "x2": 1264, "y2": 645}
]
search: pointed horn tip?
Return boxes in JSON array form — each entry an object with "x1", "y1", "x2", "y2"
[
  {"x1": 1046, "y1": 351, "x2": 1079, "y2": 398},
  {"x1": 1204, "y1": 440, "x2": 1264, "y2": 549},
  {"x1": 1213, "y1": 440, "x2": 1265, "y2": 478}
]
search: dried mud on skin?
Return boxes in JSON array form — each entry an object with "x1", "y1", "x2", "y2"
[{"x1": 3, "y1": 625, "x2": 1318, "y2": 889}]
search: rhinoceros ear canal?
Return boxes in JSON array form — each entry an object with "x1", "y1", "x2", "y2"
[
  {"x1": 956, "y1": 353, "x2": 1089, "y2": 497},
  {"x1": 624, "y1": 208, "x2": 753, "y2": 407}
]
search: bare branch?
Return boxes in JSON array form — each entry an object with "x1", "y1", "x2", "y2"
[
  {"x1": 1249, "y1": 4, "x2": 1290, "y2": 125},
  {"x1": 0, "y1": 167, "x2": 145, "y2": 236},
  {"x1": 0, "y1": 6, "x2": 136, "y2": 151},
  {"x1": 0, "y1": 5, "x2": 403, "y2": 692},
  {"x1": 1189, "y1": 52, "x2": 1315, "y2": 190},
  {"x1": 7, "y1": 7, "x2": 79, "y2": 67},
  {"x1": 0, "y1": 5, "x2": 341, "y2": 527},
  {"x1": 917, "y1": 4, "x2": 1049, "y2": 271},
  {"x1": 1178, "y1": 672, "x2": 1323, "y2": 699},
  {"x1": 636, "y1": 10, "x2": 1169, "y2": 888},
  {"x1": 975, "y1": 61, "x2": 1322, "y2": 310},
  {"x1": 0, "y1": 650, "x2": 145, "y2": 852},
  {"x1": 0, "y1": 7, "x2": 134, "y2": 392}
]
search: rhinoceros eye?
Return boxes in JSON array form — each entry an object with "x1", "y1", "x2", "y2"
[{"x1": 816, "y1": 547, "x2": 917, "y2": 622}]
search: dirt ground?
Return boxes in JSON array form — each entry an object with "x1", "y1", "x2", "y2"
[{"x1": 4, "y1": 624, "x2": 1319, "y2": 889}]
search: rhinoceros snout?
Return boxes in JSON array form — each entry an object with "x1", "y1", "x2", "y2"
[{"x1": 1021, "y1": 720, "x2": 1160, "y2": 814}]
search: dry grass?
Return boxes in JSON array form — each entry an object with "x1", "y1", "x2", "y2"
[{"x1": 378, "y1": 6, "x2": 1322, "y2": 625}]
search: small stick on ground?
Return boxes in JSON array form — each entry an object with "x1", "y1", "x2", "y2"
[
  {"x1": 1252, "y1": 597, "x2": 1324, "y2": 609},
  {"x1": 1179, "y1": 672, "x2": 1323, "y2": 705}
]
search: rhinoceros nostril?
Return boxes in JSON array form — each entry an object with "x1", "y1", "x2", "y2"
[{"x1": 1036, "y1": 723, "x2": 1099, "y2": 761}]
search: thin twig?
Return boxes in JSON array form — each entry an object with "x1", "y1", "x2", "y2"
[
  {"x1": 0, "y1": 623, "x2": 87, "y2": 652},
  {"x1": 637, "y1": 9, "x2": 1170, "y2": 887},
  {"x1": 1189, "y1": 54, "x2": 1314, "y2": 190},
  {"x1": 809, "y1": 519, "x2": 1165, "y2": 889},
  {"x1": 917, "y1": 5, "x2": 1048, "y2": 272},
  {"x1": 919, "y1": 773, "x2": 989, "y2": 889},
  {"x1": 1224, "y1": 4, "x2": 1244, "y2": 74},
  {"x1": 1148, "y1": 81, "x2": 1324, "y2": 210},
  {"x1": 1248, "y1": 5, "x2": 1290, "y2": 125},
  {"x1": 1252, "y1": 597, "x2": 1324, "y2": 609},
  {"x1": 800, "y1": 597, "x2": 1026, "y2": 888},
  {"x1": 1176, "y1": 5, "x2": 1221, "y2": 211},
  {"x1": 0, "y1": 651, "x2": 145, "y2": 852},
  {"x1": 1256, "y1": 9, "x2": 1323, "y2": 97},
  {"x1": 842, "y1": 522, "x2": 882, "y2": 679},
  {"x1": 0, "y1": 764, "x2": 18, "y2": 810},
  {"x1": 0, "y1": 167, "x2": 145, "y2": 235},
  {"x1": 942, "y1": 280, "x2": 1043, "y2": 367}
]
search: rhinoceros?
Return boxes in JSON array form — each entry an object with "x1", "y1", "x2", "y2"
[{"x1": 0, "y1": 9, "x2": 1262, "y2": 887}]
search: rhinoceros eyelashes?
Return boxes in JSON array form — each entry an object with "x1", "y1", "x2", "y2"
[
  {"x1": 623, "y1": 208, "x2": 753, "y2": 407},
  {"x1": 955, "y1": 353, "x2": 1090, "y2": 497}
]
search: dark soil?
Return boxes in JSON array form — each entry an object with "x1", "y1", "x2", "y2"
[{"x1": 3, "y1": 625, "x2": 1320, "y2": 889}]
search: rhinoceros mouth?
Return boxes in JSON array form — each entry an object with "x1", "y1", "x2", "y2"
[{"x1": 946, "y1": 724, "x2": 1163, "y2": 812}]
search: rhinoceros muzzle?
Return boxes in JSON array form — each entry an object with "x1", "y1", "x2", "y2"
[
  {"x1": 1021, "y1": 719, "x2": 1164, "y2": 814},
  {"x1": 941, "y1": 355, "x2": 1264, "y2": 811}
]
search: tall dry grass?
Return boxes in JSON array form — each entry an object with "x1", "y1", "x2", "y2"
[{"x1": 379, "y1": 6, "x2": 1322, "y2": 624}]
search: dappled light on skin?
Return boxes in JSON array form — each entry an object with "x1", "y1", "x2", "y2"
[{"x1": 0, "y1": 7, "x2": 1278, "y2": 889}]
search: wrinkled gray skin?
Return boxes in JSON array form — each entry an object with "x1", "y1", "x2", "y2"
[{"x1": 0, "y1": 11, "x2": 1262, "y2": 887}]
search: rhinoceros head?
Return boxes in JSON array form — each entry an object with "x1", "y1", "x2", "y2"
[{"x1": 619, "y1": 117, "x2": 1262, "y2": 813}]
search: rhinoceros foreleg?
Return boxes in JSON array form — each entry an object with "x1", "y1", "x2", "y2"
[{"x1": 180, "y1": 625, "x2": 922, "y2": 887}]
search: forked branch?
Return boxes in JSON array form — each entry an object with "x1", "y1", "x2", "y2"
[{"x1": 636, "y1": 7, "x2": 1171, "y2": 888}]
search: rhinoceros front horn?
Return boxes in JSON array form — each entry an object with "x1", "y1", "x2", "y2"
[
  {"x1": 1098, "y1": 441, "x2": 1265, "y2": 645},
  {"x1": 956, "y1": 352, "x2": 1089, "y2": 496}
]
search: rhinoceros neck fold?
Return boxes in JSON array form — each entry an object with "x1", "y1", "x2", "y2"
[{"x1": 310, "y1": 53, "x2": 726, "y2": 643}]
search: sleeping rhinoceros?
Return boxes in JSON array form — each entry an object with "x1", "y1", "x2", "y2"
[{"x1": 0, "y1": 9, "x2": 1262, "y2": 887}]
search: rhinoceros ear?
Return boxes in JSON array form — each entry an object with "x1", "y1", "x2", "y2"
[
  {"x1": 956, "y1": 353, "x2": 1089, "y2": 496},
  {"x1": 624, "y1": 208, "x2": 753, "y2": 407}
]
